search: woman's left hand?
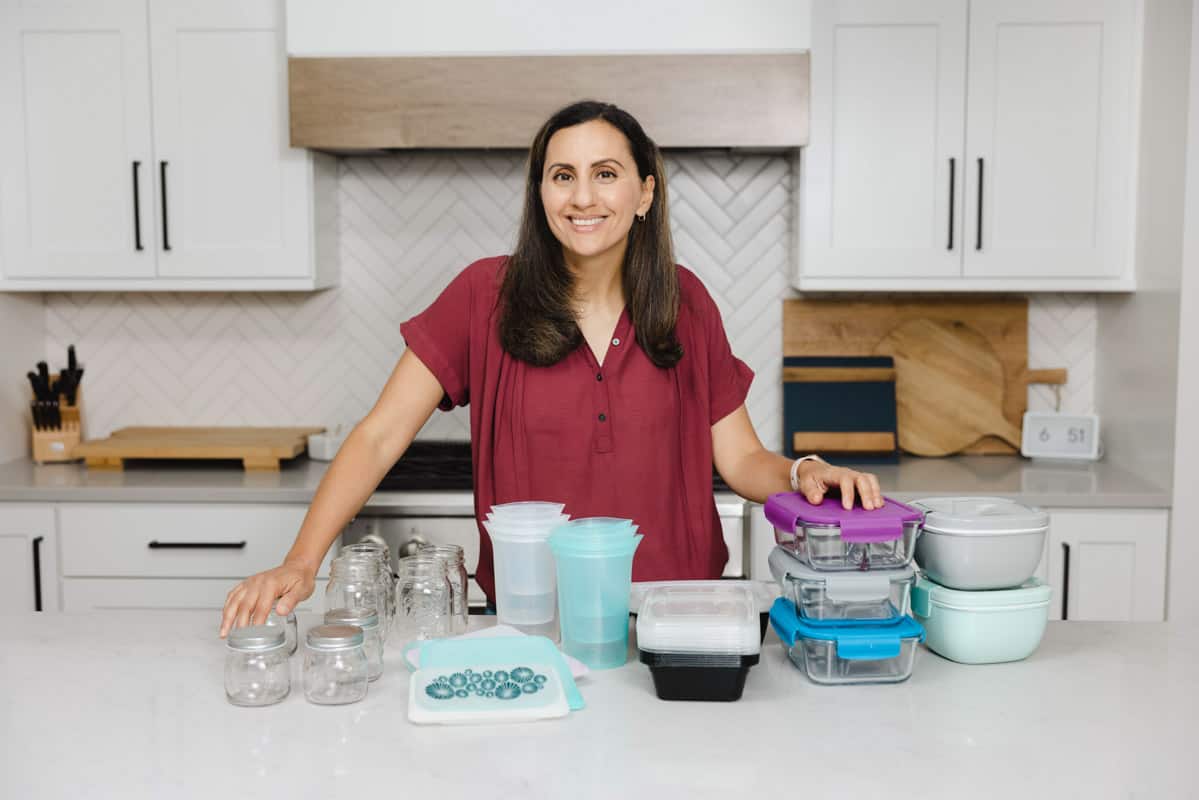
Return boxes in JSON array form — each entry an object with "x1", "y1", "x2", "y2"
[{"x1": 797, "y1": 460, "x2": 884, "y2": 510}]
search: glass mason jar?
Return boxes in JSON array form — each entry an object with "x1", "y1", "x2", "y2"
[
  {"x1": 395, "y1": 554, "x2": 451, "y2": 646},
  {"x1": 303, "y1": 624, "x2": 369, "y2": 705},
  {"x1": 264, "y1": 608, "x2": 298, "y2": 655},
  {"x1": 420, "y1": 544, "x2": 469, "y2": 634},
  {"x1": 325, "y1": 607, "x2": 383, "y2": 682},
  {"x1": 340, "y1": 541, "x2": 395, "y2": 629},
  {"x1": 325, "y1": 554, "x2": 384, "y2": 619},
  {"x1": 225, "y1": 625, "x2": 291, "y2": 707}
]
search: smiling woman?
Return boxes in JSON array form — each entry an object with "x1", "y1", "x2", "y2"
[{"x1": 219, "y1": 99, "x2": 883, "y2": 636}]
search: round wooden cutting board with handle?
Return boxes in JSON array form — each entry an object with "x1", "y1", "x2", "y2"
[{"x1": 873, "y1": 318, "x2": 1024, "y2": 457}]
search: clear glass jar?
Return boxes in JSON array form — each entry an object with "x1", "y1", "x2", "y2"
[
  {"x1": 325, "y1": 607, "x2": 383, "y2": 682},
  {"x1": 420, "y1": 544, "x2": 469, "y2": 634},
  {"x1": 302, "y1": 624, "x2": 369, "y2": 705},
  {"x1": 264, "y1": 608, "x2": 298, "y2": 655},
  {"x1": 395, "y1": 554, "x2": 451, "y2": 646},
  {"x1": 340, "y1": 541, "x2": 395, "y2": 629},
  {"x1": 225, "y1": 625, "x2": 291, "y2": 707},
  {"x1": 325, "y1": 554, "x2": 384, "y2": 619}
]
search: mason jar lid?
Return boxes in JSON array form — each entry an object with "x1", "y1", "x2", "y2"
[
  {"x1": 307, "y1": 623, "x2": 365, "y2": 651},
  {"x1": 324, "y1": 608, "x2": 379, "y2": 631},
  {"x1": 226, "y1": 624, "x2": 286, "y2": 652}
]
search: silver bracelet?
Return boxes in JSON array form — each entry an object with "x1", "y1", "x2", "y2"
[{"x1": 790, "y1": 454, "x2": 825, "y2": 492}]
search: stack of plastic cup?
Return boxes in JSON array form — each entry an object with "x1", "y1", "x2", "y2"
[
  {"x1": 548, "y1": 517, "x2": 644, "y2": 670},
  {"x1": 483, "y1": 501, "x2": 569, "y2": 639}
]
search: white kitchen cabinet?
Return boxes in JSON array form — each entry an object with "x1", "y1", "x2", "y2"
[
  {"x1": 0, "y1": 504, "x2": 59, "y2": 612},
  {"x1": 799, "y1": 0, "x2": 1140, "y2": 292},
  {"x1": 62, "y1": 577, "x2": 328, "y2": 613},
  {"x1": 0, "y1": 0, "x2": 337, "y2": 291}
]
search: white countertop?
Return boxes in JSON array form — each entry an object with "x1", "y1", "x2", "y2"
[
  {"x1": 3, "y1": 612, "x2": 1196, "y2": 799},
  {"x1": 0, "y1": 453, "x2": 1172, "y2": 507}
]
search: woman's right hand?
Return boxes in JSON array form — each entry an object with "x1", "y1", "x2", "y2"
[{"x1": 219, "y1": 562, "x2": 316, "y2": 638}]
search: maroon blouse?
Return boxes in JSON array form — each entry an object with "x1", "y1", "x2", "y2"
[{"x1": 399, "y1": 256, "x2": 753, "y2": 602}]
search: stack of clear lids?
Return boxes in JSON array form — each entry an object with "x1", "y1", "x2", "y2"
[
  {"x1": 483, "y1": 502, "x2": 569, "y2": 639},
  {"x1": 765, "y1": 493, "x2": 926, "y2": 685}
]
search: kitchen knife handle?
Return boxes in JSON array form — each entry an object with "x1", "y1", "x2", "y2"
[
  {"x1": 1061, "y1": 541, "x2": 1071, "y2": 620},
  {"x1": 159, "y1": 161, "x2": 171, "y2": 251},
  {"x1": 947, "y1": 157, "x2": 955, "y2": 250},
  {"x1": 32, "y1": 536, "x2": 44, "y2": 612},
  {"x1": 975, "y1": 158, "x2": 984, "y2": 251},
  {"x1": 132, "y1": 161, "x2": 143, "y2": 251},
  {"x1": 148, "y1": 540, "x2": 247, "y2": 550}
]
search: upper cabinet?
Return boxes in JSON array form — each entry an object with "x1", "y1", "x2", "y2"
[
  {"x1": 799, "y1": 0, "x2": 1140, "y2": 292},
  {"x1": 0, "y1": 0, "x2": 338, "y2": 291}
]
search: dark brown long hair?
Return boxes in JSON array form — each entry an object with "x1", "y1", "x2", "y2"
[{"x1": 498, "y1": 100, "x2": 683, "y2": 368}]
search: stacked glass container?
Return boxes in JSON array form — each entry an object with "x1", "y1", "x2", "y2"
[{"x1": 765, "y1": 492, "x2": 926, "y2": 685}]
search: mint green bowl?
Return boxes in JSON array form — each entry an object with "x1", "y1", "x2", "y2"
[{"x1": 912, "y1": 577, "x2": 1050, "y2": 664}]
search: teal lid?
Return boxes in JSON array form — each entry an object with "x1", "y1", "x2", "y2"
[
  {"x1": 912, "y1": 576, "x2": 1051, "y2": 616},
  {"x1": 770, "y1": 597, "x2": 924, "y2": 661}
]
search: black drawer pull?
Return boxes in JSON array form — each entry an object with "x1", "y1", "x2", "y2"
[
  {"x1": 131, "y1": 161, "x2": 143, "y2": 251},
  {"x1": 32, "y1": 536, "x2": 44, "y2": 612},
  {"x1": 160, "y1": 160, "x2": 171, "y2": 251},
  {"x1": 148, "y1": 540, "x2": 247, "y2": 550}
]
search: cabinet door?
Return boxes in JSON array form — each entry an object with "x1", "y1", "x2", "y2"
[
  {"x1": 0, "y1": 506, "x2": 58, "y2": 612},
  {"x1": 802, "y1": 0, "x2": 967, "y2": 280},
  {"x1": 1047, "y1": 508, "x2": 1167, "y2": 621},
  {"x1": 963, "y1": 0, "x2": 1136, "y2": 279},
  {"x1": 148, "y1": 0, "x2": 310, "y2": 279},
  {"x1": 0, "y1": 0, "x2": 155, "y2": 279},
  {"x1": 62, "y1": 577, "x2": 328, "y2": 612}
]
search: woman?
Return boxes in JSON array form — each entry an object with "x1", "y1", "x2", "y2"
[{"x1": 219, "y1": 100, "x2": 882, "y2": 636}]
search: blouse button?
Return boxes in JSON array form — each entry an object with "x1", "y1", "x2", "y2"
[
  {"x1": 598, "y1": 413, "x2": 607, "y2": 422},
  {"x1": 596, "y1": 373, "x2": 603, "y2": 381},
  {"x1": 611, "y1": 337, "x2": 621, "y2": 347}
]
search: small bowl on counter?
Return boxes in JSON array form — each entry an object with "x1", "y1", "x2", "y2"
[
  {"x1": 765, "y1": 492, "x2": 924, "y2": 572},
  {"x1": 636, "y1": 583, "x2": 761, "y2": 701},
  {"x1": 769, "y1": 546, "x2": 915, "y2": 623},
  {"x1": 911, "y1": 497, "x2": 1049, "y2": 590},
  {"x1": 912, "y1": 576, "x2": 1051, "y2": 664}
]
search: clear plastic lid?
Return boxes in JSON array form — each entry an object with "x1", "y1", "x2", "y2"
[
  {"x1": 635, "y1": 583, "x2": 760, "y2": 656},
  {"x1": 910, "y1": 496, "x2": 1049, "y2": 536}
]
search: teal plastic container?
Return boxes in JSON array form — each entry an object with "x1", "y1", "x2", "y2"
[
  {"x1": 549, "y1": 530, "x2": 642, "y2": 670},
  {"x1": 911, "y1": 577, "x2": 1050, "y2": 664}
]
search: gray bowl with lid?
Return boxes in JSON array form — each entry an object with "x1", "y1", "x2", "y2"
[{"x1": 911, "y1": 497, "x2": 1049, "y2": 590}]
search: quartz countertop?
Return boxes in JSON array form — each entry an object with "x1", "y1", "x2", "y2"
[
  {"x1": 0, "y1": 453, "x2": 1171, "y2": 507},
  {"x1": 2, "y1": 612, "x2": 1195, "y2": 799}
]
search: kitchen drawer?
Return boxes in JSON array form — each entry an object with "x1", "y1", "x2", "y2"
[
  {"x1": 62, "y1": 577, "x2": 328, "y2": 613},
  {"x1": 58, "y1": 503, "x2": 335, "y2": 579}
]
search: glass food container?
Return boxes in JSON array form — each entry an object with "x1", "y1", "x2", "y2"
[
  {"x1": 340, "y1": 541, "x2": 396, "y2": 628},
  {"x1": 395, "y1": 555, "x2": 451, "y2": 647},
  {"x1": 325, "y1": 553, "x2": 385, "y2": 619},
  {"x1": 765, "y1": 492, "x2": 923, "y2": 571},
  {"x1": 420, "y1": 544, "x2": 470, "y2": 635},
  {"x1": 770, "y1": 598, "x2": 924, "y2": 685},
  {"x1": 303, "y1": 624, "x2": 369, "y2": 705},
  {"x1": 768, "y1": 547, "x2": 914, "y2": 622},
  {"x1": 325, "y1": 608, "x2": 384, "y2": 681},
  {"x1": 225, "y1": 624, "x2": 291, "y2": 707}
]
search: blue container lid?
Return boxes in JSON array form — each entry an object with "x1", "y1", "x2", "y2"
[{"x1": 770, "y1": 597, "x2": 924, "y2": 661}]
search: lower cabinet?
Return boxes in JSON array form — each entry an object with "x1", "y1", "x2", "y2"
[
  {"x1": 62, "y1": 577, "x2": 328, "y2": 613},
  {"x1": 0, "y1": 504, "x2": 58, "y2": 612}
]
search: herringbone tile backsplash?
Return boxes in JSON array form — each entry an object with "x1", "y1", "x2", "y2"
[{"x1": 43, "y1": 153, "x2": 1095, "y2": 448}]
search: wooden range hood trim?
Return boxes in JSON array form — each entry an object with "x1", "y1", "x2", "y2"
[{"x1": 288, "y1": 53, "x2": 809, "y2": 150}]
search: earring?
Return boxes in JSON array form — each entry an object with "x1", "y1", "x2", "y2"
[{"x1": 636, "y1": 213, "x2": 646, "y2": 222}]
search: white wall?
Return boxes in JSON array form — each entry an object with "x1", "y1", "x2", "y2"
[
  {"x1": 0, "y1": 293, "x2": 44, "y2": 462},
  {"x1": 1169, "y1": 1, "x2": 1199, "y2": 622},
  {"x1": 286, "y1": 0, "x2": 812, "y2": 56},
  {"x1": 1095, "y1": 0, "x2": 1190, "y2": 484}
]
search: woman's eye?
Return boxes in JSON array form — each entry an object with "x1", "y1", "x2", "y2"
[
  {"x1": 553, "y1": 172, "x2": 573, "y2": 183},
  {"x1": 597, "y1": 169, "x2": 617, "y2": 179}
]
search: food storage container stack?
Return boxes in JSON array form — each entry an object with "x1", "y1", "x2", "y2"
[
  {"x1": 484, "y1": 501, "x2": 570, "y2": 639},
  {"x1": 909, "y1": 497, "x2": 1052, "y2": 664},
  {"x1": 765, "y1": 492, "x2": 926, "y2": 685}
]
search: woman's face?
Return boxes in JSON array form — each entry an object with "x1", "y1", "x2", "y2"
[{"x1": 540, "y1": 119, "x2": 655, "y2": 267}]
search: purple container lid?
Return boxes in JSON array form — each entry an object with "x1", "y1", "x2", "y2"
[{"x1": 764, "y1": 493, "x2": 923, "y2": 544}]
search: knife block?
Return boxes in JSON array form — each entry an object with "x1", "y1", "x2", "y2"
[{"x1": 30, "y1": 388, "x2": 84, "y2": 464}]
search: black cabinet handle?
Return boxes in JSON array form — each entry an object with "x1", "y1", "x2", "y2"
[
  {"x1": 159, "y1": 160, "x2": 171, "y2": 251},
  {"x1": 1061, "y1": 541, "x2": 1071, "y2": 620},
  {"x1": 148, "y1": 540, "x2": 247, "y2": 550},
  {"x1": 131, "y1": 161, "x2": 143, "y2": 251},
  {"x1": 32, "y1": 536, "x2": 44, "y2": 612},
  {"x1": 947, "y1": 158, "x2": 956, "y2": 250},
  {"x1": 975, "y1": 157, "x2": 984, "y2": 250}
]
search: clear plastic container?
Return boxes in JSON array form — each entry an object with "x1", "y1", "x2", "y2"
[
  {"x1": 635, "y1": 583, "x2": 761, "y2": 701},
  {"x1": 325, "y1": 608, "x2": 384, "y2": 681},
  {"x1": 770, "y1": 598, "x2": 924, "y2": 685},
  {"x1": 765, "y1": 493, "x2": 923, "y2": 571},
  {"x1": 303, "y1": 624, "x2": 369, "y2": 705},
  {"x1": 769, "y1": 547, "x2": 913, "y2": 622},
  {"x1": 549, "y1": 531, "x2": 642, "y2": 670},
  {"x1": 420, "y1": 544, "x2": 470, "y2": 635},
  {"x1": 225, "y1": 625, "x2": 290, "y2": 706}
]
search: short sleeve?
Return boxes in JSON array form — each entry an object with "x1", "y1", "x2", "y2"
[
  {"x1": 400, "y1": 265, "x2": 475, "y2": 411},
  {"x1": 682, "y1": 269, "x2": 754, "y2": 425}
]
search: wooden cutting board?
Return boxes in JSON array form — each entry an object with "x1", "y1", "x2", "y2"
[
  {"x1": 784, "y1": 298, "x2": 1039, "y2": 455},
  {"x1": 75, "y1": 426, "x2": 325, "y2": 471}
]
